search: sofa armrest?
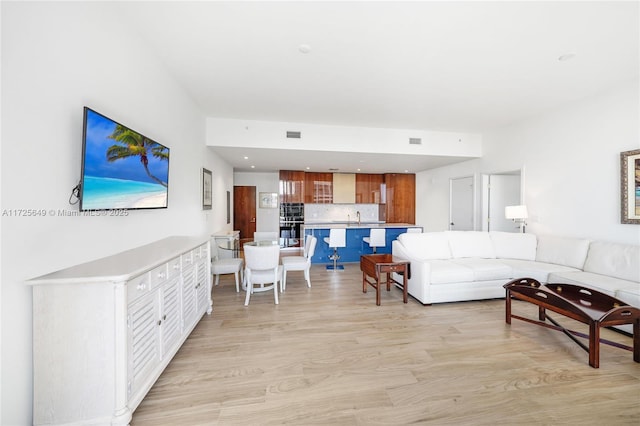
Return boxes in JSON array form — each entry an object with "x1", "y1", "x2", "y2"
[{"x1": 392, "y1": 239, "x2": 432, "y2": 304}]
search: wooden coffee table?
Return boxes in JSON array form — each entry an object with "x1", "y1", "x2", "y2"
[
  {"x1": 504, "y1": 278, "x2": 640, "y2": 368},
  {"x1": 360, "y1": 254, "x2": 410, "y2": 306}
]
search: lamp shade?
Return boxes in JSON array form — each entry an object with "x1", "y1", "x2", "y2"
[{"x1": 505, "y1": 205, "x2": 528, "y2": 220}]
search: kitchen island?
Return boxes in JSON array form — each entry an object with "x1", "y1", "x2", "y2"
[{"x1": 302, "y1": 223, "x2": 422, "y2": 264}]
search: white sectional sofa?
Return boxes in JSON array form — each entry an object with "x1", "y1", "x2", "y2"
[{"x1": 391, "y1": 231, "x2": 640, "y2": 318}]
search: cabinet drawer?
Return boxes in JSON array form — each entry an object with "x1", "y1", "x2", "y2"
[
  {"x1": 181, "y1": 251, "x2": 194, "y2": 268},
  {"x1": 193, "y1": 244, "x2": 208, "y2": 262},
  {"x1": 149, "y1": 264, "x2": 169, "y2": 289},
  {"x1": 378, "y1": 264, "x2": 406, "y2": 274},
  {"x1": 167, "y1": 257, "x2": 181, "y2": 279},
  {"x1": 127, "y1": 272, "x2": 151, "y2": 303}
]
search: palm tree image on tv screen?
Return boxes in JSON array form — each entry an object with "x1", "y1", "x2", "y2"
[{"x1": 80, "y1": 108, "x2": 170, "y2": 211}]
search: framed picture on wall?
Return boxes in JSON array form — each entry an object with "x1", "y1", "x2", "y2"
[
  {"x1": 621, "y1": 149, "x2": 640, "y2": 224},
  {"x1": 202, "y1": 168, "x2": 212, "y2": 210},
  {"x1": 259, "y1": 192, "x2": 278, "y2": 209}
]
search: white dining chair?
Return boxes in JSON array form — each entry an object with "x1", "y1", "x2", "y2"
[
  {"x1": 253, "y1": 231, "x2": 279, "y2": 242},
  {"x1": 323, "y1": 228, "x2": 346, "y2": 270},
  {"x1": 363, "y1": 228, "x2": 386, "y2": 253},
  {"x1": 243, "y1": 244, "x2": 282, "y2": 306},
  {"x1": 211, "y1": 241, "x2": 244, "y2": 292},
  {"x1": 281, "y1": 235, "x2": 317, "y2": 291}
]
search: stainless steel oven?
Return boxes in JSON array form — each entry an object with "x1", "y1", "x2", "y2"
[{"x1": 279, "y1": 203, "x2": 304, "y2": 248}]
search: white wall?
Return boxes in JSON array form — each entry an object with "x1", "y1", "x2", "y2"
[
  {"x1": 210, "y1": 148, "x2": 236, "y2": 234},
  {"x1": 0, "y1": 3, "x2": 233, "y2": 424},
  {"x1": 233, "y1": 172, "x2": 280, "y2": 233},
  {"x1": 416, "y1": 159, "x2": 482, "y2": 231},
  {"x1": 416, "y1": 79, "x2": 640, "y2": 245},
  {"x1": 207, "y1": 117, "x2": 482, "y2": 157}
]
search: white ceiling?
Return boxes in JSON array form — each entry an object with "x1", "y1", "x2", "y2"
[{"x1": 119, "y1": 1, "x2": 639, "y2": 173}]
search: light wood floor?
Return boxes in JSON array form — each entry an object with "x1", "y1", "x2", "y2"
[{"x1": 132, "y1": 263, "x2": 640, "y2": 425}]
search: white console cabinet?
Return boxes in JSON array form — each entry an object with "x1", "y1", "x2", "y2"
[{"x1": 26, "y1": 236, "x2": 212, "y2": 426}]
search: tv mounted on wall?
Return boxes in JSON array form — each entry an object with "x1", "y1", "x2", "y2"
[{"x1": 79, "y1": 107, "x2": 170, "y2": 211}]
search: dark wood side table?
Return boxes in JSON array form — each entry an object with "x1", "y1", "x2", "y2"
[{"x1": 360, "y1": 254, "x2": 410, "y2": 306}]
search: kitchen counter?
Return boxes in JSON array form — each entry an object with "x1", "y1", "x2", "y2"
[
  {"x1": 303, "y1": 222, "x2": 418, "y2": 229},
  {"x1": 302, "y1": 224, "x2": 422, "y2": 264}
]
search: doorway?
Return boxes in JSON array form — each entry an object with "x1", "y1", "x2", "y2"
[
  {"x1": 233, "y1": 186, "x2": 256, "y2": 241},
  {"x1": 450, "y1": 176, "x2": 475, "y2": 231},
  {"x1": 482, "y1": 171, "x2": 522, "y2": 232}
]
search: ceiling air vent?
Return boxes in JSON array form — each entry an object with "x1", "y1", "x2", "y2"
[
  {"x1": 286, "y1": 131, "x2": 302, "y2": 139},
  {"x1": 409, "y1": 137, "x2": 422, "y2": 145}
]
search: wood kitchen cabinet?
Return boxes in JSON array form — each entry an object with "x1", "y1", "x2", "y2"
[
  {"x1": 385, "y1": 173, "x2": 415, "y2": 223},
  {"x1": 279, "y1": 170, "x2": 305, "y2": 203},
  {"x1": 304, "y1": 172, "x2": 333, "y2": 203},
  {"x1": 356, "y1": 174, "x2": 384, "y2": 203}
]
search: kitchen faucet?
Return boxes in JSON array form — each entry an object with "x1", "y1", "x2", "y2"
[{"x1": 356, "y1": 211, "x2": 361, "y2": 226}]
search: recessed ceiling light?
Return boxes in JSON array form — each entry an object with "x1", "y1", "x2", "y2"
[
  {"x1": 251, "y1": 165, "x2": 255, "y2": 169},
  {"x1": 558, "y1": 52, "x2": 577, "y2": 62},
  {"x1": 298, "y1": 44, "x2": 311, "y2": 54},
  {"x1": 306, "y1": 166, "x2": 310, "y2": 170},
  {"x1": 244, "y1": 156, "x2": 249, "y2": 160}
]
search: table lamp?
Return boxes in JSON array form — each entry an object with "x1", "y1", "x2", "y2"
[{"x1": 505, "y1": 205, "x2": 528, "y2": 233}]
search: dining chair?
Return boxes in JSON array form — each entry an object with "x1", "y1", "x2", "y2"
[
  {"x1": 253, "y1": 231, "x2": 279, "y2": 242},
  {"x1": 211, "y1": 242, "x2": 244, "y2": 292},
  {"x1": 243, "y1": 244, "x2": 282, "y2": 306},
  {"x1": 363, "y1": 228, "x2": 386, "y2": 253},
  {"x1": 281, "y1": 235, "x2": 317, "y2": 291}
]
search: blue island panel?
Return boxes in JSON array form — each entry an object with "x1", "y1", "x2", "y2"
[{"x1": 305, "y1": 227, "x2": 409, "y2": 264}]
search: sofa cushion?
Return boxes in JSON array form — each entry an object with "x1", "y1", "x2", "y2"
[
  {"x1": 582, "y1": 241, "x2": 640, "y2": 283},
  {"x1": 428, "y1": 260, "x2": 475, "y2": 284},
  {"x1": 616, "y1": 288, "x2": 640, "y2": 308},
  {"x1": 500, "y1": 259, "x2": 580, "y2": 283},
  {"x1": 451, "y1": 258, "x2": 513, "y2": 281},
  {"x1": 548, "y1": 271, "x2": 639, "y2": 298},
  {"x1": 398, "y1": 232, "x2": 451, "y2": 260},
  {"x1": 535, "y1": 235, "x2": 590, "y2": 269},
  {"x1": 489, "y1": 231, "x2": 537, "y2": 261},
  {"x1": 446, "y1": 231, "x2": 496, "y2": 259}
]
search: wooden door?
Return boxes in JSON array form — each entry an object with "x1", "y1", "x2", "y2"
[{"x1": 233, "y1": 186, "x2": 256, "y2": 240}]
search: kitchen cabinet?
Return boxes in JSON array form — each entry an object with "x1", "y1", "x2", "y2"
[
  {"x1": 385, "y1": 173, "x2": 415, "y2": 223},
  {"x1": 356, "y1": 174, "x2": 384, "y2": 203},
  {"x1": 279, "y1": 170, "x2": 305, "y2": 203},
  {"x1": 303, "y1": 224, "x2": 421, "y2": 263},
  {"x1": 26, "y1": 236, "x2": 211, "y2": 426},
  {"x1": 333, "y1": 173, "x2": 356, "y2": 203},
  {"x1": 304, "y1": 172, "x2": 333, "y2": 203}
]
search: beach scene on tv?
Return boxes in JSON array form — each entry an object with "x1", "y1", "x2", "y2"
[{"x1": 81, "y1": 109, "x2": 169, "y2": 210}]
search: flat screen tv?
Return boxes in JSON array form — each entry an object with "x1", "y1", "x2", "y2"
[{"x1": 79, "y1": 107, "x2": 170, "y2": 211}]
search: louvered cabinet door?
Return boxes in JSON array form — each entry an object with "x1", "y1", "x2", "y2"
[
  {"x1": 195, "y1": 258, "x2": 209, "y2": 316},
  {"x1": 160, "y1": 277, "x2": 182, "y2": 357},
  {"x1": 127, "y1": 289, "x2": 161, "y2": 402},
  {"x1": 181, "y1": 263, "x2": 198, "y2": 333}
]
